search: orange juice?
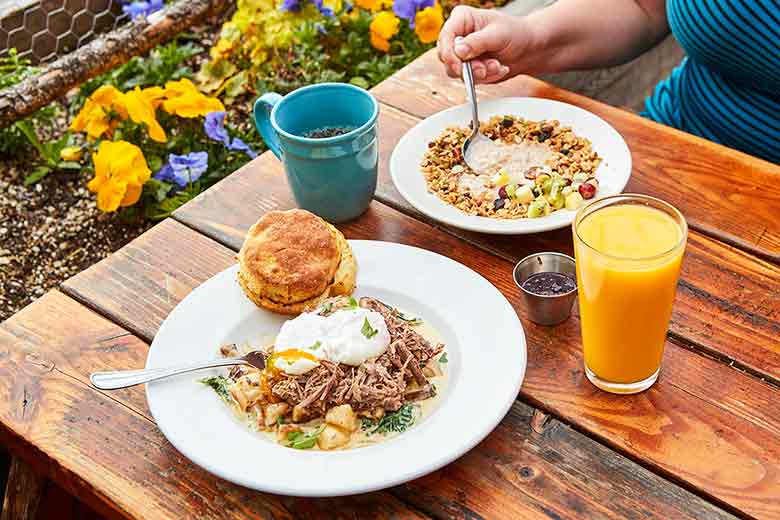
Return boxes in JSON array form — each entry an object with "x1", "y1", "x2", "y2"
[{"x1": 573, "y1": 196, "x2": 687, "y2": 393}]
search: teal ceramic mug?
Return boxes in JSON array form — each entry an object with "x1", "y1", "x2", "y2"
[{"x1": 254, "y1": 83, "x2": 379, "y2": 223}]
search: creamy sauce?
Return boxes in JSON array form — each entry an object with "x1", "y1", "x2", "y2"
[
  {"x1": 466, "y1": 138, "x2": 555, "y2": 178},
  {"x1": 223, "y1": 309, "x2": 449, "y2": 451}
]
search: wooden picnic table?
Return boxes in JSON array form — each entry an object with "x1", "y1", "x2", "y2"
[{"x1": 2, "y1": 49, "x2": 780, "y2": 520}]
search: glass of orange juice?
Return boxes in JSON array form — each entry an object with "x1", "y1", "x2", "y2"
[{"x1": 572, "y1": 194, "x2": 687, "y2": 394}]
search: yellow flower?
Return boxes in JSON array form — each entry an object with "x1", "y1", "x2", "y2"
[
  {"x1": 70, "y1": 85, "x2": 127, "y2": 139},
  {"x1": 369, "y1": 11, "x2": 399, "y2": 52},
  {"x1": 162, "y1": 78, "x2": 226, "y2": 118},
  {"x1": 125, "y1": 86, "x2": 167, "y2": 142},
  {"x1": 355, "y1": 0, "x2": 382, "y2": 10},
  {"x1": 415, "y1": 3, "x2": 443, "y2": 44},
  {"x1": 59, "y1": 146, "x2": 82, "y2": 162},
  {"x1": 87, "y1": 140, "x2": 151, "y2": 212}
]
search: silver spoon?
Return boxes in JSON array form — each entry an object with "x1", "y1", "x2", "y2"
[
  {"x1": 89, "y1": 350, "x2": 266, "y2": 390},
  {"x1": 457, "y1": 36, "x2": 503, "y2": 173}
]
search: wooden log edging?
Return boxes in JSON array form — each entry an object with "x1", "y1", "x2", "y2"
[{"x1": 0, "y1": 0, "x2": 230, "y2": 128}]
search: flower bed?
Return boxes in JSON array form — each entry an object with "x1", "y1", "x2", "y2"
[{"x1": 0, "y1": 0, "x2": 505, "y2": 321}]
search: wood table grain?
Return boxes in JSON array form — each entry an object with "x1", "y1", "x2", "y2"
[{"x1": 2, "y1": 49, "x2": 780, "y2": 520}]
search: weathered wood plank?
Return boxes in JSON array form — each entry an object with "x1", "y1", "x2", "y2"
[
  {"x1": 0, "y1": 292, "x2": 430, "y2": 520},
  {"x1": 64, "y1": 194, "x2": 780, "y2": 516},
  {"x1": 371, "y1": 49, "x2": 780, "y2": 262},
  {"x1": 1, "y1": 458, "x2": 44, "y2": 520},
  {"x1": 171, "y1": 152, "x2": 780, "y2": 386},
  {"x1": 11, "y1": 292, "x2": 734, "y2": 520}
]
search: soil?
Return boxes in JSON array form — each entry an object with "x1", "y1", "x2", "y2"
[{"x1": 0, "y1": 163, "x2": 152, "y2": 322}]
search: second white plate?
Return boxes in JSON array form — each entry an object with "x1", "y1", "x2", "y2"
[{"x1": 390, "y1": 97, "x2": 632, "y2": 234}]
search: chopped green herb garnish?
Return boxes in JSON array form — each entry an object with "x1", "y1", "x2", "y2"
[
  {"x1": 361, "y1": 317, "x2": 378, "y2": 339},
  {"x1": 309, "y1": 340, "x2": 322, "y2": 350},
  {"x1": 362, "y1": 404, "x2": 418, "y2": 435},
  {"x1": 199, "y1": 376, "x2": 230, "y2": 401},
  {"x1": 321, "y1": 302, "x2": 333, "y2": 314},
  {"x1": 439, "y1": 352, "x2": 448, "y2": 364},
  {"x1": 348, "y1": 296, "x2": 358, "y2": 308},
  {"x1": 276, "y1": 415, "x2": 285, "y2": 426},
  {"x1": 285, "y1": 425, "x2": 324, "y2": 449}
]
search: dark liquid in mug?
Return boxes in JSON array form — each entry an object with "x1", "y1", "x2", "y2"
[
  {"x1": 521, "y1": 272, "x2": 576, "y2": 296},
  {"x1": 303, "y1": 126, "x2": 355, "y2": 138}
]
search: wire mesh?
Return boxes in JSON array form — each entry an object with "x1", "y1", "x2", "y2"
[{"x1": 0, "y1": 0, "x2": 129, "y2": 63}]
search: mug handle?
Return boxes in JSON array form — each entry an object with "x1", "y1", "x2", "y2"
[{"x1": 253, "y1": 92, "x2": 283, "y2": 159}]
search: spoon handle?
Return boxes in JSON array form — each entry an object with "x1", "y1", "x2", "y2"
[
  {"x1": 456, "y1": 36, "x2": 480, "y2": 131},
  {"x1": 90, "y1": 357, "x2": 245, "y2": 390}
]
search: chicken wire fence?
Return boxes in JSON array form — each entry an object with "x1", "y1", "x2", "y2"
[{"x1": 0, "y1": 0, "x2": 129, "y2": 63}]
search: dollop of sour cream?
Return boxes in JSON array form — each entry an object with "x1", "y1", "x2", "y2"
[{"x1": 273, "y1": 308, "x2": 391, "y2": 375}]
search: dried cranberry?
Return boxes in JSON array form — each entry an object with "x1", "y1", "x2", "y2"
[
  {"x1": 578, "y1": 182, "x2": 596, "y2": 199},
  {"x1": 498, "y1": 186, "x2": 508, "y2": 199},
  {"x1": 493, "y1": 198, "x2": 505, "y2": 210},
  {"x1": 428, "y1": 142, "x2": 435, "y2": 148}
]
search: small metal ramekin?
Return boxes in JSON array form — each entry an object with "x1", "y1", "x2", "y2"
[{"x1": 513, "y1": 252, "x2": 578, "y2": 326}]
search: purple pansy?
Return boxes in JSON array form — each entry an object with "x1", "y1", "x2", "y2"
[
  {"x1": 204, "y1": 111, "x2": 230, "y2": 146},
  {"x1": 122, "y1": 0, "x2": 163, "y2": 19},
  {"x1": 204, "y1": 111, "x2": 256, "y2": 159},
  {"x1": 154, "y1": 152, "x2": 208, "y2": 188},
  {"x1": 279, "y1": 0, "x2": 301, "y2": 12},
  {"x1": 392, "y1": 0, "x2": 433, "y2": 27},
  {"x1": 228, "y1": 138, "x2": 257, "y2": 159}
]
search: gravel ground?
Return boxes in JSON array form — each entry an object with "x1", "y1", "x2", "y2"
[{"x1": 0, "y1": 164, "x2": 151, "y2": 322}]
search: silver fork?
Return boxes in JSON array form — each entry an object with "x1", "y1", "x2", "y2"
[{"x1": 90, "y1": 351, "x2": 266, "y2": 390}]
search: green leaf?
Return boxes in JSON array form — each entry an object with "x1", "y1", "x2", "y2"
[
  {"x1": 24, "y1": 166, "x2": 51, "y2": 186},
  {"x1": 308, "y1": 341, "x2": 322, "y2": 351},
  {"x1": 348, "y1": 297, "x2": 358, "y2": 309},
  {"x1": 57, "y1": 161, "x2": 82, "y2": 170},
  {"x1": 285, "y1": 425, "x2": 324, "y2": 449},
  {"x1": 362, "y1": 404, "x2": 418, "y2": 435},
  {"x1": 439, "y1": 352, "x2": 448, "y2": 364},
  {"x1": 199, "y1": 376, "x2": 231, "y2": 401},
  {"x1": 361, "y1": 317, "x2": 377, "y2": 339},
  {"x1": 349, "y1": 76, "x2": 369, "y2": 89}
]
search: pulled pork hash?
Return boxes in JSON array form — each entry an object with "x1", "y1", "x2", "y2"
[{"x1": 201, "y1": 296, "x2": 448, "y2": 450}]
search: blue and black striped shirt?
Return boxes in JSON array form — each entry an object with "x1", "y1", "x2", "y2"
[{"x1": 644, "y1": 0, "x2": 780, "y2": 163}]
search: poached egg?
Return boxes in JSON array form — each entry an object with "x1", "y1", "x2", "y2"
[{"x1": 272, "y1": 308, "x2": 391, "y2": 375}]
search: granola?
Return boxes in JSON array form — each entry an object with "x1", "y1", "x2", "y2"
[{"x1": 420, "y1": 115, "x2": 602, "y2": 218}]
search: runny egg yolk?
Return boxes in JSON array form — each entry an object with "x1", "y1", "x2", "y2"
[{"x1": 266, "y1": 349, "x2": 319, "y2": 376}]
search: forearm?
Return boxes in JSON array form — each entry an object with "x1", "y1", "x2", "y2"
[{"x1": 521, "y1": 0, "x2": 669, "y2": 74}]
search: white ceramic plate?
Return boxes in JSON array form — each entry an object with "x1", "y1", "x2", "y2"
[
  {"x1": 146, "y1": 240, "x2": 526, "y2": 497},
  {"x1": 390, "y1": 97, "x2": 632, "y2": 234}
]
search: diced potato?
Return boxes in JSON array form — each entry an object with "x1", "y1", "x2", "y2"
[
  {"x1": 263, "y1": 402, "x2": 289, "y2": 427},
  {"x1": 317, "y1": 425, "x2": 351, "y2": 450},
  {"x1": 292, "y1": 404, "x2": 313, "y2": 423},
  {"x1": 325, "y1": 404, "x2": 358, "y2": 432},
  {"x1": 251, "y1": 404, "x2": 265, "y2": 430},
  {"x1": 422, "y1": 358, "x2": 443, "y2": 377},
  {"x1": 277, "y1": 424, "x2": 302, "y2": 443},
  {"x1": 229, "y1": 383, "x2": 248, "y2": 411}
]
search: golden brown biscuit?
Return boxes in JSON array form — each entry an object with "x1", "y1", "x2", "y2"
[
  {"x1": 237, "y1": 209, "x2": 340, "y2": 304},
  {"x1": 237, "y1": 270, "x2": 332, "y2": 315},
  {"x1": 328, "y1": 224, "x2": 357, "y2": 296}
]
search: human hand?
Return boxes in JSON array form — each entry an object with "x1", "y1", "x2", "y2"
[{"x1": 437, "y1": 6, "x2": 531, "y2": 83}]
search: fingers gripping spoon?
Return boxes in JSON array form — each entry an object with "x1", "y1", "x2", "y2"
[{"x1": 456, "y1": 36, "x2": 503, "y2": 173}]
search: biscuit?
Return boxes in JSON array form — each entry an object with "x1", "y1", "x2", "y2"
[{"x1": 238, "y1": 209, "x2": 340, "y2": 304}]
